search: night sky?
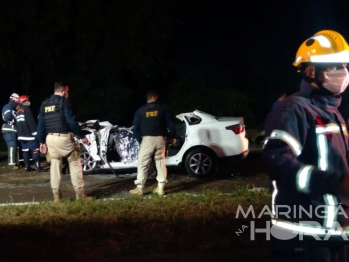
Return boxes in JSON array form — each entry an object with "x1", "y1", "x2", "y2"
[
  {"x1": 2, "y1": 0, "x2": 349, "y2": 126},
  {"x1": 173, "y1": 0, "x2": 349, "y2": 90}
]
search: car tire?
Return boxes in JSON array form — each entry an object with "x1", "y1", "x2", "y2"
[
  {"x1": 80, "y1": 145, "x2": 97, "y2": 175},
  {"x1": 184, "y1": 148, "x2": 217, "y2": 178}
]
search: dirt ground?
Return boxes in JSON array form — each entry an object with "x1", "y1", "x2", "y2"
[{"x1": 0, "y1": 148, "x2": 268, "y2": 204}]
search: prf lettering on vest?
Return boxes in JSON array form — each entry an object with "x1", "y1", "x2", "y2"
[
  {"x1": 146, "y1": 111, "x2": 158, "y2": 117},
  {"x1": 45, "y1": 106, "x2": 55, "y2": 112}
]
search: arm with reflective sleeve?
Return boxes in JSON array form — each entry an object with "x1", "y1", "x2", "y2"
[
  {"x1": 262, "y1": 103, "x2": 342, "y2": 196},
  {"x1": 25, "y1": 106, "x2": 38, "y2": 137}
]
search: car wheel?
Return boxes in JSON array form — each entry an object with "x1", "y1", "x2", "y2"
[
  {"x1": 80, "y1": 150, "x2": 97, "y2": 174},
  {"x1": 184, "y1": 148, "x2": 217, "y2": 177}
]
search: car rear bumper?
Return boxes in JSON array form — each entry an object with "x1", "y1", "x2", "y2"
[
  {"x1": 217, "y1": 149, "x2": 249, "y2": 165},
  {"x1": 215, "y1": 136, "x2": 249, "y2": 158}
]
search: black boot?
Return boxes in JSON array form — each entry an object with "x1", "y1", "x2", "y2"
[
  {"x1": 24, "y1": 158, "x2": 31, "y2": 172},
  {"x1": 35, "y1": 160, "x2": 44, "y2": 172}
]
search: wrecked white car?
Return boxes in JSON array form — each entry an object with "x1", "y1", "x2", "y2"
[{"x1": 77, "y1": 110, "x2": 249, "y2": 177}]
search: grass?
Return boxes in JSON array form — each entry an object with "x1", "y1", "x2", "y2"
[
  {"x1": 0, "y1": 187, "x2": 271, "y2": 260},
  {"x1": 0, "y1": 137, "x2": 271, "y2": 259}
]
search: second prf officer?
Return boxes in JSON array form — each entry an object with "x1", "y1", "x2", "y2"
[{"x1": 130, "y1": 90, "x2": 176, "y2": 196}]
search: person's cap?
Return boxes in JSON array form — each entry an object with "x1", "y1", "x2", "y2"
[{"x1": 9, "y1": 93, "x2": 19, "y2": 101}]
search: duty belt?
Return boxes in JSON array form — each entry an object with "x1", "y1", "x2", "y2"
[{"x1": 48, "y1": 133, "x2": 70, "y2": 137}]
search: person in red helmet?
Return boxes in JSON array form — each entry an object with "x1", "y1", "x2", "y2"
[{"x1": 15, "y1": 95, "x2": 44, "y2": 172}]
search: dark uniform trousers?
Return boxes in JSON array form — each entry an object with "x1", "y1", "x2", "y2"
[{"x1": 2, "y1": 131, "x2": 17, "y2": 165}]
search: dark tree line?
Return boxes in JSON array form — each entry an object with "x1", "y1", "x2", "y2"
[
  {"x1": 0, "y1": 0, "x2": 179, "y2": 124},
  {"x1": 0, "y1": 0, "x2": 279, "y2": 128}
]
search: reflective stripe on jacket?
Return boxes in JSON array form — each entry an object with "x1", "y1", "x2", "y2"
[{"x1": 1, "y1": 102, "x2": 17, "y2": 132}]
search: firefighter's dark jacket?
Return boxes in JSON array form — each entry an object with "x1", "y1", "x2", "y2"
[
  {"x1": 1, "y1": 101, "x2": 17, "y2": 133},
  {"x1": 132, "y1": 102, "x2": 176, "y2": 144},
  {"x1": 37, "y1": 95, "x2": 84, "y2": 144},
  {"x1": 16, "y1": 105, "x2": 37, "y2": 141},
  {"x1": 262, "y1": 79, "x2": 349, "y2": 228}
]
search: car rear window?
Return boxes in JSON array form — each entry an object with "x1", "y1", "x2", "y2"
[{"x1": 185, "y1": 115, "x2": 201, "y2": 125}]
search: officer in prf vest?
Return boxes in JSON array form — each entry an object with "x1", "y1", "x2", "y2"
[
  {"x1": 37, "y1": 82, "x2": 90, "y2": 202},
  {"x1": 130, "y1": 90, "x2": 176, "y2": 196}
]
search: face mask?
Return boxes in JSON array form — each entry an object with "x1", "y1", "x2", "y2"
[{"x1": 322, "y1": 68, "x2": 349, "y2": 94}]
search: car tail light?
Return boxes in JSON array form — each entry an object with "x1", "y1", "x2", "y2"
[{"x1": 225, "y1": 124, "x2": 245, "y2": 134}]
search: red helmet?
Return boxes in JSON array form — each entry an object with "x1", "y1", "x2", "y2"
[{"x1": 18, "y1": 95, "x2": 29, "y2": 104}]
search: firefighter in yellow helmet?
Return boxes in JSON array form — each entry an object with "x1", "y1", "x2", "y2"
[{"x1": 262, "y1": 30, "x2": 349, "y2": 261}]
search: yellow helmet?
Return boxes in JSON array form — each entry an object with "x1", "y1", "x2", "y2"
[{"x1": 293, "y1": 30, "x2": 349, "y2": 67}]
